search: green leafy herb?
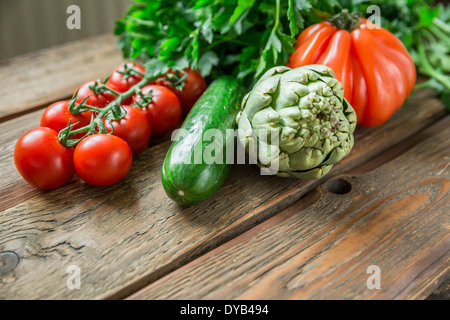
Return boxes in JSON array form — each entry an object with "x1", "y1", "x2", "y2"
[
  {"x1": 115, "y1": 0, "x2": 341, "y2": 88},
  {"x1": 115, "y1": 0, "x2": 449, "y2": 104}
]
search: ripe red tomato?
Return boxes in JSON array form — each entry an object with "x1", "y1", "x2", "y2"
[
  {"x1": 103, "y1": 106, "x2": 151, "y2": 156},
  {"x1": 157, "y1": 68, "x2": 207, "y2": 114},
  {"x1": 74, "y1": 134, "x2": 132, "y2": 187},
  {"x1": 74, "y1": 80, "x2": 116, "y2": 108},
  {"x1": 14, "y1": 127, "x2": 75, "y2": 190},
  {"x1": 133, "y1": 85, "x2": 182, "y2": 136},
  {"x1": 40, "y1": 101, "x2": 92, "y2": 139},
  {"x1": 288, "y1": 18, "x2": 416, "y2": 127},
  {"x1": 107, "y1": 63, "x2": 146, "y2": 93},
  {"x1": 107, "y1": 63, "x2": 146, "y2": 105}
]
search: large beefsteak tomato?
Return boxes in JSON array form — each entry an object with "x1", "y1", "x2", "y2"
[{"x1": 288, "y1": 14, "x2": 416, "y2": 127}]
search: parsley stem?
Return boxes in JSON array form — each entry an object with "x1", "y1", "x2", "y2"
[
  {"x1": 126, "y1": 31, "x2": 153, "y2": 41},
  {"x1": 128, "y1": 16, "x2": 156, "y2": 28},
  {"x1": 417, "y1": 38, "x2": 450, "y2": 91},
  {"x1": 428, "y1": 24, "x2": 450, "y2": 47},
  {"x1": 206, "y1": 36, "x2": 249, "y2": 51},
  {"x1": 433, "y1": 17, "x2": 450, "y2": 35},
  {"x1": 274, "y1": 0, "x2": 281, "y2": 30}
]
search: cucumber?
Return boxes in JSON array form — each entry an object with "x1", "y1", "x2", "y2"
[{"x1": 161, "y1": 77, "x2": 241, "y2": 206}]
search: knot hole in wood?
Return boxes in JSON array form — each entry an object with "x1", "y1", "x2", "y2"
[
  {"x1": 325, "y1": 178, "x2": 352, "y2": 195},
  {"x1": 0, "y1": 251, "x2": 20, "y2": 275}
]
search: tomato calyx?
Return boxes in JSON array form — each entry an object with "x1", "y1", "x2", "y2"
[
  {"x1": 328, "y1": 9, "x2": 361, "y2": 32},
  {"x1": 159, "y1": 70, "x2": 188, "y2": 91},
  {"x1": 115, "y1": 62, "x2": 146, "y2": 80},
  {"x1": 132, "y1": 88, "x2": 154, "y2": 108},
  {"x1": 58, "y1": 117, "x2": 108, "y2": 148},
  {"x1": 68, "y1": 94, "x2": 97, "y2": 114},
  {"x1": 156, "y1": 68, "x2": 207, "y2": 114},
  {"x1": 88, "y1": 79, "x2": 119, "y2": 96}
]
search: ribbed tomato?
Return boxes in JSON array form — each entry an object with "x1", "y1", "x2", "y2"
[{"x1": 288, "y1": 16, "x2": 416, "y2": 127}]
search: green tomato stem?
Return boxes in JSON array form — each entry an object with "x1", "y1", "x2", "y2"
[
  {"x1": 59, "y1": 66, "x2": 162, "y2": 146},
  {"x1": 101, "y1": 86, "x2": 122, "y2": 96},
  {"x1": 328, "y1": 9, "x2": 361, "y2": 32},
  {"x1": 96, "y1": 72, "x2": 156, "y2": 119}
]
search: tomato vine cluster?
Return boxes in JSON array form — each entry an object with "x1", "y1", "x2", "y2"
[{"x1": 14, "y1": 62, "x2": 207, "y2": 190}]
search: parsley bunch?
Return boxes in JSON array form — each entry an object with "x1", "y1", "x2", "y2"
[
  {"x1": 115, "y1": 0, "x2": 342, "y2": 88},
  {"x1": 115, "y1": 0, "x2": 449, "y2": 104}
]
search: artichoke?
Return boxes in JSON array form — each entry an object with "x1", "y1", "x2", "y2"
[{"x1": 237, "y1": 65, "x2": 357, "y2": 179}]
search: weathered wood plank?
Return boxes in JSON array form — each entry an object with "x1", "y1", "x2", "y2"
[
  {"x1": 127, "y1": 117, "x2": 450, "y2": 300},
  {"x1": 0, "y1": 92, "x2": 447, "y2": 299},
  {"x1": 0, "y1": 33, "x2": 123, "y2": 122}
]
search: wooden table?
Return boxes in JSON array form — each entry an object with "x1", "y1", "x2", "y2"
[{"x1": 0, "y1": 34, "x2": 448, "y2": 300}]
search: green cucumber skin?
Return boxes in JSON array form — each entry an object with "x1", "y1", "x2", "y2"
[{"x1": 161, "y1": 77, "x2": 241, "y2": 206}]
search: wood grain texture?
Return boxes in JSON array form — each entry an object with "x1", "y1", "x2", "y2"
[
  {"x1": 128, "y1": 117, "x2": 450, "y2": 300},
  {"x1": 426, "y1": 278, "x2": 450, "y2": 300},
  {"x1": 0, "y1": 89, "x2": 446, "y2": 299},
  {"x1": 0, "y1": 33, "x2": 122, "y2": 122}
]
